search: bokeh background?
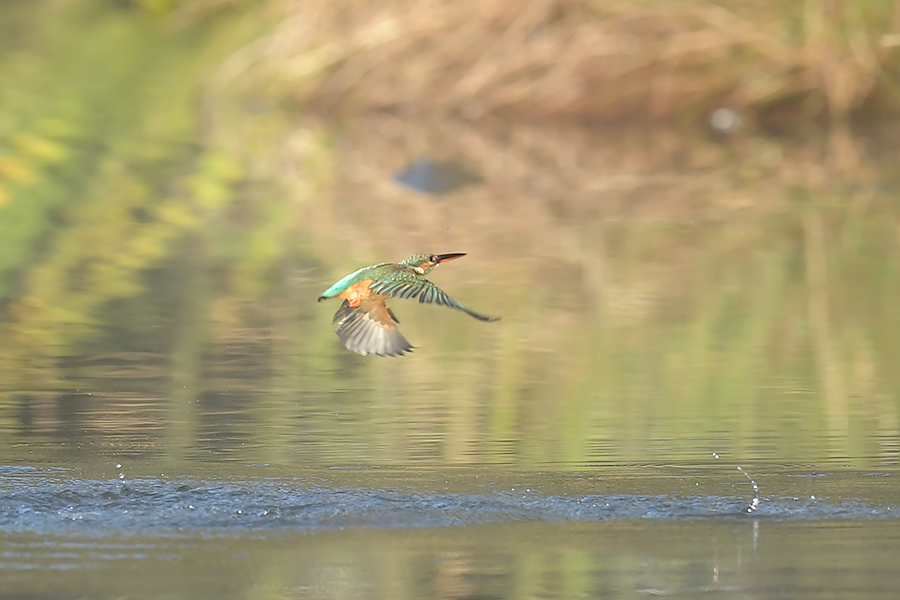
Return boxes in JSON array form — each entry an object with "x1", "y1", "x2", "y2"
[{"x1": 2, "y1": 1, "x2": 900, "y2": 598}]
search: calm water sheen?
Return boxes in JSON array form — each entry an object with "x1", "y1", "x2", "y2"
[{"x1": 2, "y1": 2, "x2": 900, "y2": 599}]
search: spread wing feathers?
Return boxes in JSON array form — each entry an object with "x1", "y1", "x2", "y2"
[
  {"x1": 369, "y1": 273, "x2": 500, "y2": 322},
  {"x1": 332, "y1": 299, "x2": 412, "y2": 357}
]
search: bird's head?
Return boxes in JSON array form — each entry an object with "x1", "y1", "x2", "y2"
[{"x1": 400, "y1": 252, "x2": 466, "y2": 275}]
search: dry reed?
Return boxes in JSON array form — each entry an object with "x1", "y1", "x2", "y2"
[{"x1": 221, "y1": 0, "x2": 900, "y2": 123}]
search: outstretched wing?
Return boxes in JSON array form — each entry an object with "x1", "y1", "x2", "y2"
[
  {"x1": 332, "y1": 299, "x2": 413, "y2": 357},
  {"x1": 369, "y1": 271, "x2": 500, "y2": 322}
]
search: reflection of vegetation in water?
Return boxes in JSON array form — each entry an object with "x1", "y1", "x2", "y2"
[
  {"x1": 3, "y1": 5, "x2": 897, "y2": 599},
  {"x1": 279, "y1": 115, "x2": 900, "y2": 467},
  {"x1": 0, "y1": 2, "x2": 898, "y2": 471},
  {"x1": 0, "y1": 1, "x2": 274, "y2": 386}
]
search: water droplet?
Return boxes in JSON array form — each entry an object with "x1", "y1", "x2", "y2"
[
  {"x1": 116, "y1": 463, "x2": 122, "y2": 469},
  {"x1": 712, "y1": 452, "x2": 719, "y2": 459},
  {"x1": 118, "y1": 472, "x2": 125, "y2": 480}
]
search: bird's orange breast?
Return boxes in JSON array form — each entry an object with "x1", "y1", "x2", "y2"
[{"x1": 338, "y1": 279, "x2": 375, "y2": 307}]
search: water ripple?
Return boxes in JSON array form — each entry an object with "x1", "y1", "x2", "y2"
[{"x1": 1, "y1": 470, "x2": 895, "y2": 536}]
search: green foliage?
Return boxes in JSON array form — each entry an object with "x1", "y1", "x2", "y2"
[{"x1": 0, "y1": 0, "x2": 300, "y2": 386}]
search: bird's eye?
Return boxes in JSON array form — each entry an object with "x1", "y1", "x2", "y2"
[{"x1": 429, "y1": 254, "x2": 438, "y2": 263}]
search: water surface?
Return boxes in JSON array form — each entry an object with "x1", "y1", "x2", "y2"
[{"x1": 1, "y1": 2, "x2": 899, "y2": 599}]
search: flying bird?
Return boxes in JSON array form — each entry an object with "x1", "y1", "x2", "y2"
[{"x1": 318, "y1": 252, "x2": 500, "y2": 356}]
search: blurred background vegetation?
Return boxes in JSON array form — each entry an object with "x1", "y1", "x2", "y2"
[
  {"x1": 244, "y1": 0, "x2": 900, "y2": 124},
  {"x1": 0, "y1": 0, "x2": 899, "y2": 470}
]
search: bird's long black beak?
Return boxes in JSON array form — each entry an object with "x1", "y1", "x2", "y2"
[{"x1": 435, "y1": 252, "x2": 466, "y2": 264}]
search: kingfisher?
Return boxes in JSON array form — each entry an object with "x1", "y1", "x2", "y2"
[{"x1": 318, "y1": 252, "x2": 500, "y2": 356}]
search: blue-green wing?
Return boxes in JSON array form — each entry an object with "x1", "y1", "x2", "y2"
[
  {"x1": 318, "y1": 262, "x2": 392, "y2": 300},
  {"x1": 369, "y1": 271, "x2": 499, "y2": 322}
]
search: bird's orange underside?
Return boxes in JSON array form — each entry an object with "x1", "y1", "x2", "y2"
[
  {"x1": 337, "y1": 281, "x2": 394, "y2": 328},
  {"x1": 338, "y1": 279, "x2": 375, "y2": 308}
]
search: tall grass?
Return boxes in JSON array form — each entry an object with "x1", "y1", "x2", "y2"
[{"x1": 222, "y1": 0, "x2": 900, "y2": 123}]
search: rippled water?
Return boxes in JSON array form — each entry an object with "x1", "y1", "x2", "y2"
[
  {"x1": 2, "y1": 466, "x2": 897, "y2": 534},
  {"x1": 2, "y1": 465, "x2": 899, "y2": 598}
]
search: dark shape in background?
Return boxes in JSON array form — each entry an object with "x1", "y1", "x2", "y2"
[{"x1": 394, "y1": 158, "x2": 482, "y2": 195}]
